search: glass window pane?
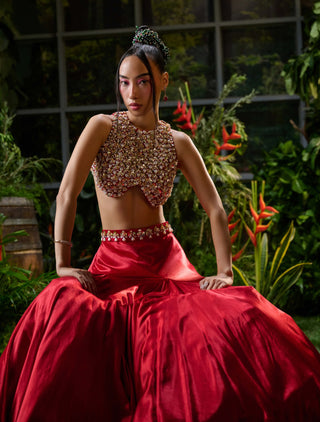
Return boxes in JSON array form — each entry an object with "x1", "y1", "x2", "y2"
[
  {"x1": 142, "y1": 0, "x2": 214, "y2": 25},
  {"x1": 223, "y1": 24, "x2": 296, "y2": 95},
  {"x1": 16, "y1": 41, "x2": 59, "y2": 108},
  {"x1": 12, "y1": 0, "x2": 56, "y2": 34},
  {"x1": 12, "y1": 114, "x2": 62, "y2": 181},
  {"x1": 68, "y1": 112, "x2": 95, "y2": 150},
  {"x1": 221, "y1": 0, "x2": 295, "y2": 20},
  {"x1": 165, "y1": 30, "x2": 216, "y2": 100},
  {"x1": 235, "y1": 100, "x2": 300, "y2": 169},
  {"x1": 66, "y1": 36, "x2": 130, "y2": 106},
  {"x1": 64, "y1": 0, "x2": 134, "y2": 31}
]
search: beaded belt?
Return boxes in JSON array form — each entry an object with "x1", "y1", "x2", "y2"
[{"x1": 101, "y1": 222, "x2": 173, "y2": 242}]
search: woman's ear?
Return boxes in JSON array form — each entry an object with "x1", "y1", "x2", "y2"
[{"x1": 162, "y1": 72, "x2": 169, "y2": 90}]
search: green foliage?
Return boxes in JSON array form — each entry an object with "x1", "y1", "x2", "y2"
[
  {"x1": 281, "y1": 1, "x2": 320, "y2": 140},
  {"x1": 233, "y1": 221, "x2": 311, "y2": 306},
  {"x1": 294, "y1": 315, "x2": 320, "y2": 352},
  {"x1": 252, "y1": 139, "x2": 320, "y2": 313},
  {"x1": 167, "y1": 75, "x2": 254, "y2": 274},
  {"x1": 0, "y1": 103, "x2": 61, "y2": 212},
  {"x1": 0, "y1": 215, "x2": 54, "y2": 353}
]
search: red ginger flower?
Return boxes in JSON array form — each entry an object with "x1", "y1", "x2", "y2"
[
  {"x1": 213, "y1": 123, "x2": 242, "y2": 158},
  {"x1": 173, "y1": 101, "x2": 201, "y2": 136},
  {"x1": 247, "y1": 194, "x2": 279, "y2": 247}
]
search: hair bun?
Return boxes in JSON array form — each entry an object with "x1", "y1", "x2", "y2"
[{"x1": 132, "y1": 26, "x2": 170, "y2": 64}]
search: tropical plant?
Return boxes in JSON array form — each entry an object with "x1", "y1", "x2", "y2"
[
  {"x1": 252, "y1": 138, "x2": 320, "y2": 313},
  {"x1": 0, "y1": 103, "x2": 60, "y2": 209},
  {"x1": 0, "y1": 213, "x2": 54, "y2": 353},
  {"x1": 231, "y1": 181, "x2": 311, "y2": 306},
  {"x1": 281, "y1": 1, "x2": 320, "y2": 141},
  {"x1": 166, "y1": 74, "x2": 254, "y2": 274}
]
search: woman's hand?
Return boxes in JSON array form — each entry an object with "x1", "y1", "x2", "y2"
[
  {"x1": 199, "y1": 273, "x2": 233, "y2": 290},
  {"x1": 57, "y1": 267, "x2": 97, "y2": 294}
]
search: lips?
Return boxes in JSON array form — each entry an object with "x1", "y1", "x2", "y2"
[{"x1": 129, "y1": 103, "x2": 142, "y2": 111}]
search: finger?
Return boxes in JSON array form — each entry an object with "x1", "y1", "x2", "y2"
[{"x1": 200, "y1": 279, "x2": 209, "y2": 290}]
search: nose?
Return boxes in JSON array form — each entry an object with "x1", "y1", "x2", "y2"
[{"x1": 129, "y1": 83, "x2": 138, "y2": 99}]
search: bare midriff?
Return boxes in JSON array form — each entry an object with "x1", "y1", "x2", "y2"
[{"x1": 96, "y1": 185, "x2": 166, "y2": 230}]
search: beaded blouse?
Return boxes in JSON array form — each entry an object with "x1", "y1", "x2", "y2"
[{"x1": 91, "y1": 112, "x2": 178, "y2": 207}]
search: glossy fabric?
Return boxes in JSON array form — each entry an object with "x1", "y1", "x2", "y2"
[{"x1": 1, "y1": 232, "x2": 320, "y2": 422}]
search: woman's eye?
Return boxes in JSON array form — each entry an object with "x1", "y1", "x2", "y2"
[
  {"x1": 119, "y1": 80, "x2": 128, "y2": 86},
  {"x1": 138, "y1": 79, "x2": 149, "y2": 85}
]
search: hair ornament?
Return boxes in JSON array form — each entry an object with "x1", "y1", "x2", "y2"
[{"x1": 132, "y1": 26, "x2": 170, "y2": 64}]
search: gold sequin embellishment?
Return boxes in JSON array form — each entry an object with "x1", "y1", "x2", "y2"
[
  {"x1": 101, "y1": 222, "x2": 173, "y2": 242},
  {"x1": 91, "y1": 112, "x2": 178, "y2": 207}
]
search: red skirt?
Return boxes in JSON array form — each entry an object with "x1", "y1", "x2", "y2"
[{"x1": 1, "y1": 224, "x2": 320, "y2": 421}]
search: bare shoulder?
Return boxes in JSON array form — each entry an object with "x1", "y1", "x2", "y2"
[
  {"x1": 88, "y1": 113, "x2": 113, "y2": 133},
  {"x1": 171, "y1": 129, "x2": 199, "y2": 160}
]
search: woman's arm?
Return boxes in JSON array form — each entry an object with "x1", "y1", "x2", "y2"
[
  {"x1": 54, "y1": 114, "x2": 112, "y2": 292},
  {"x1": 173, "y1": 130, "x2": 233, "y2": 289}
]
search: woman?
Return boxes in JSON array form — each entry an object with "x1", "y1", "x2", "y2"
[{"x1": 1, "y1": 26, "x2": 320, "y2": 422}]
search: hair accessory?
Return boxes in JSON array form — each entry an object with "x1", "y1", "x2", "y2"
[
  {"x1": 132, "y1": 26, "x2": 170, "y2": 64},
  {"x1": 54, "y1": 239, "x2": 73, "y2": 247}
]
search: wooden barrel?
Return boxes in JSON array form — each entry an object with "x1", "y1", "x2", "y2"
[{"x1": 0, "y1": 196, "x2": 43, "y2": 275}]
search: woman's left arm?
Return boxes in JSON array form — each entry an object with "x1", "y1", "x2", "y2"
[{"x1": 173, "y1": 130, "x2": 233, "y2": 290}]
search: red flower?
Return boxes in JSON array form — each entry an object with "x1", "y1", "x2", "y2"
[
  {"x1": 249, "y1": 202, "x2": 259, "y2": 224},
  {"x1": 214, "y1": 125, "x2": 242, "y2": 155},
  {"x1": 245, "y1": 224, "x2": 257, "y2": 247},
  {"x1": 232, "y1": 245, "x2": 246, "y2": 262},
  {"x1": 173, "y1": 100, "x2": 187, "y2": 116},
  {"x1": 259, "y1": 193, "x2": 278, "y2": 216},
  {"x1": 174, "y1": 101, "x2": 201, "y2": 136},
  {"x1": 228, "y1": 208, "x2": 236, "y2": 223},
  {"x1": 255, "y1": 223, "x2": 271, "y2": 233},
  {"x1": 230, "y1": 231, "x2": 239, "y2": 244},
  {"x1": 228, "y1": 219, "x2": 240, "y2": 232}
]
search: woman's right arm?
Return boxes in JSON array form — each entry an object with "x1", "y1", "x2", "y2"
[{"x1": 54, "y1": 114, "x2": 112, "y2": 292}]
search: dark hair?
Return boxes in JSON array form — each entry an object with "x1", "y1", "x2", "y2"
[{"x1": 115, "y1": 26, "x2": 169, "y2": 113}]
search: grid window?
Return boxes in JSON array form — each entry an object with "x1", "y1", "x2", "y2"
[{"x1": 8, "y1": 0, "x2": 312, "y2": 178}]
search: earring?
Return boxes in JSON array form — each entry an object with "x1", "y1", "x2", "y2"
[{"x1": 163, "y1": 90, "x2": 168, "y2": 102}]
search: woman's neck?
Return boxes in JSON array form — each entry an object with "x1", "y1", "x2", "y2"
[{"x1": 126, "y1": 109, "x2": 159, "y2": 131}]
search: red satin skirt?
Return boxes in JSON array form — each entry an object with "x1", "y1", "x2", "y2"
[{"x1": 1, "y1": 224, "x2": 320, "y2": 421}]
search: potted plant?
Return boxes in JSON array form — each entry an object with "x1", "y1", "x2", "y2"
[{"x1": 0, "y1": 103, "x2": 60, "y2": 274}]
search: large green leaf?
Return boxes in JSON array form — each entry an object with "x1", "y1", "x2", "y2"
[
  {"x1": 232, "y1": 264, "x2": 251, "y2": 286},
  {"x1": 267, "y1": 263, "x2": 311, "y2": 305},
  {"x1": 269, "y1": 222, "x2": 295, "y2": 282}
]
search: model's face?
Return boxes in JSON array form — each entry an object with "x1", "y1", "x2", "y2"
[{"x1": 119, "y1": 55, "x2": 167, "y2": 117}]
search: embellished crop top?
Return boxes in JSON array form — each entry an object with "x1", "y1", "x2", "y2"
[{"x1": 91, "y1": 112, "x2": 178, "y2": 207}]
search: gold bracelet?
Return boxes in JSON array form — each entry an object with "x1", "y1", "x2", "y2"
[{"x1": 54, "y1": 239, "x2": 73, "y2": 247}]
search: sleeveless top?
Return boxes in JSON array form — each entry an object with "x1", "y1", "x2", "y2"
[{"x1": 91, "y1": 112, "x2": 178, "y2": 207}]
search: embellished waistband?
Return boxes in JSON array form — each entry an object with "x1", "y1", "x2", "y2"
[{"x1": 101, "y1": 222, "x2": 173, "y2": 242}]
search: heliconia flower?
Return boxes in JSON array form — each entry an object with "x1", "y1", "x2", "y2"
[
  {"x1": 174, "y1": 101, "x2": 202, "y2": 136},
  {"x1": 259, "y1": 193, "x2": 278, "y2": 215},
  {"x1": 230, "y1": 230, "x2": 239, "y2": 244},
  {"x1": 220, "y1": 143, "x2": 242, "y2": 151},
  {"x1": 173, "y1": 100, "x2": 187, "y2": 116},
  {"x1": 228, "y1": 208, "x2": 236, "y2": 223},
  {"x1": 179, "y1": 122, "x2": 193, "y2": 131},
  {"x1": 232, "y1": 245, "x2": 246, "y2": 262},
  {"x1": 228, "y1": 219, "x2": 240, "y2": 232},
  {"x1": 245, "y1": 224, "x2": 257, "y2": 247},
  {"x1": 259, "y1": 211, "x2": 275, "y2": 219},
  {"x1": 255, "y1": 223, "x2": 271, "y2": 233},
  {"x1": 222, "y1": 126, "x2": 230, "y2": 143},
  {"x1": 249, "y1": 202, "x2": 260, "y2": 224}
]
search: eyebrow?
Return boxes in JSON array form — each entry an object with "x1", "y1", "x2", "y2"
[{"x1": 119, "y1": 72, "x2": 150, "y2": 79}]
